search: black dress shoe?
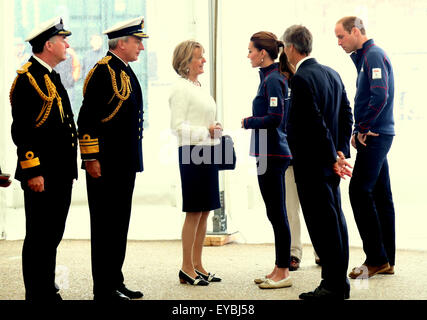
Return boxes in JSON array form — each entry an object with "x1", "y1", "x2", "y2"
[
  {"x1": 195, "y1": 269, "x2": 222, "y2": 282},
  {"x1": 94, "y1": 290, "x2": 130, "y2": 301},
  {"x1": 299, "y1": 285, "x2": 349, "y2": 300},
  {"x1": 179, "y1": 270, "x2": 209, "y2": 286},
  {"x1": 289, "y1": 256, "x2": 301, "y2": 271},
  {"x1": 118, "y1": 286, "x2": 144, "y2": 299}
]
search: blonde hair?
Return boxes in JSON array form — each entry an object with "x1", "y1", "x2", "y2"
[{"x1": 172, "y1": 40, "x2": 204, "y2": 78}]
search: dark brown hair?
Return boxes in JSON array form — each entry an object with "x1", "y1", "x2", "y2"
[{"x1": 250, "y1": 31, "x2": 294, "y2": 79}]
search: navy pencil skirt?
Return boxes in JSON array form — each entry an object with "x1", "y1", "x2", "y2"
[{"x1": 178, "y1": 145, "x2": 220, "y2": 213}]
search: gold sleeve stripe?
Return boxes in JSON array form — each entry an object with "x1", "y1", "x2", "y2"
[
  {"x1": 80, "y1": 139, "x2": 99, "y2": 146},
  {"x1": 20, "y1": 157, "x2": 41, "y2": 169},
  {"x1": 80, "y1": 145, "x2": 99, "y2": 154},
  {"x1": 20, "y1": 151, "x2": 40, "y2": 169},
  {"x1": 79, "y1": 135, "x2": 99, "y2": 154}
]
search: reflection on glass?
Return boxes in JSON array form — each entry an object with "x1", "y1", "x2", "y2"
[{"x1": 14, "y1": 0, "x2": 148, "y2": 118}]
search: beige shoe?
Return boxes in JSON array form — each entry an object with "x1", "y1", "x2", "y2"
[
  {"x1": 379, "y1": 265, "x2": 395, "y2": 275},
  {"x1": 258, "y1": 276, "x2": 292, "y2": 289},
  {"x1": 254, "y1": 276, "x2": 267, "y2": 284},
  {"x1": 349, "y1": 262, "x2": 390, "y2": 279}
]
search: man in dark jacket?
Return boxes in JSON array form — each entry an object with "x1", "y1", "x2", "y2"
[
  {"x1": 335, "y1": 16, "x2": 396, "y2": 279},
  {"x1": 77, "y1": 16, "x2": 147, "y2": 301},
  {"x1": 282, "y1": 25, "x2": 354, "y2": 300},
  {"x1": 10, "y1": 17, "x2": 77, "y2": 301}
]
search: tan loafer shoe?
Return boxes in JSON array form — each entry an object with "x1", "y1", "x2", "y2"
[
  {"x1": 349, "y1": 262, "x2": 390, "y2": 279},
  {"x1": 258, "y1": 276, "x2": 292, "y2": 289}
]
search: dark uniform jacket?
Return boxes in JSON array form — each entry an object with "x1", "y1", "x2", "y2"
[
  {"x1": 287, "y1": 58, "x2": 353, "y2": 178},
  {"x1": 10, "y1": 56, "x2": 78, "y2": 182},
  {"x1": 77, "y1": 52, "x2": 144, "y2": 173},
  {"x1": 243, "y1": 63, "x2": 292, "y2": 160},
  {"x1": 350, "y1": 39, "x2": 395, "y2": 135}
]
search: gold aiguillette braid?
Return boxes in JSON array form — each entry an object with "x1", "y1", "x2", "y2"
[
  {"x1": 10, "y1": 62, "x2": 64, "y2": 128},
  {"x1": 82, "y1": 56, "x2": 132, "y2": 123},
  {"x1": 101, "y1": 67, "x2": 131, "y2": 123}
]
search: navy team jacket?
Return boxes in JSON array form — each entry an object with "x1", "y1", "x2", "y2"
[
  {"x1": 243, "y1": 63, "x2": 292, "y2": 160},
  {"x1": 351, "y1": 39, "x2": 395, "y2": 136}
]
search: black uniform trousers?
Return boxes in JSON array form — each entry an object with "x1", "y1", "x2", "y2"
[
  {"x1": 294, "y1": 169, "x2": 350, "y2": 295},
  {"x1": 256, "y1": 158, "x2": 291, "y2": 268},
  {"x1": 86, "y1": 169, "x2": 136, "y2": 296},
  {"x1": 22, "y1": 179, "x2": 73, "y2": 300}
]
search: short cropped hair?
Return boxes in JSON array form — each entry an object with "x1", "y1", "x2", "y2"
[
  {"x1": 336, "y1": 16, "x2": 366, "y2": 35},
  {"x1": 108, "y1": 36, "x2": 129, "y2": 50},
  {"x1": 172, "y1": 40, "x2": 203, "y2": 78},
  {"x1": 281, "y1": 25, "x2": 313, "y2": 56},
  {"x1": 32, "y1": 35, "x2": 57, "y2": 54}
]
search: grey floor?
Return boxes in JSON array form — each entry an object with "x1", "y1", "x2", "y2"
[{"x1": 0, "y1": 239, "x2": 426, "y2": 301}]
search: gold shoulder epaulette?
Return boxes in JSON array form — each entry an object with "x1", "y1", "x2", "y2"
[
  {"x1": 9, "y1": 62, "x2": 33, "y2": 104},
  {"x1": 98, "y1": 56, "x2": 112, "y2": 65},
  {"x1": 83, "y1": 56, "x2": 112, "y2": 95},
  {"x1": 17, "y1": 61, "x2": 32, "y2": 74}
]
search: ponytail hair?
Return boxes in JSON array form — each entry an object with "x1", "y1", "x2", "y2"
[
  {"x1": 250, "y1": 31, "x2": 294, "y2": 79},
  {"x1": 250, "y1": 31, "x2": 280, "y2": 59},
  {"x1": 279, "y1": 48, "x2": 295, "y2": 80}
]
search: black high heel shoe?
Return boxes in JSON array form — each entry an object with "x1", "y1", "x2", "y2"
[
  {"x1": 195, "y1": 269, "x2": 222, "y2": 282},
  {"x1": 179, "y1": 270, "x2": 209, "y2": 286}
]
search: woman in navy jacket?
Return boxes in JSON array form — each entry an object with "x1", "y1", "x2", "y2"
[{"x1": 242, "y1": 31, "x2": 293, "y2": 289}]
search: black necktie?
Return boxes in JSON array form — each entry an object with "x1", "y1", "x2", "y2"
[{"x1": 51, "y1": 70, "x2": 60, "y2": 83}]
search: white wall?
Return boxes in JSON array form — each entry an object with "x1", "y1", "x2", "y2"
[
  {"x1": 0, "y1": 0, "x2": 19, "y2": 239},
  {"x1": 218, "y1": 0, "x2": 427, "y2": 251},
  {"x1": 1, "y1": 0, "x2": 426, "y2": 252}
]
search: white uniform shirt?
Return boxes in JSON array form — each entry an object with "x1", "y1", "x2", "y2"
[{"x1": 169, "y1": 77, "x2": 220, "y2": 146}]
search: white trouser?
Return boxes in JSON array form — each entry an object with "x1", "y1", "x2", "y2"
[{"x1": 285, "y1": 165, "x2": 319, "y2": 261}]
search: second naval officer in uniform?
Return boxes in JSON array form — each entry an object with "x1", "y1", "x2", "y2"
[
  {"x1": 10, "y1": 17, "x2": 78, "y2": 301},
  {"x1": 77, "y1": 16, "x2": 147, "y2": 301}
]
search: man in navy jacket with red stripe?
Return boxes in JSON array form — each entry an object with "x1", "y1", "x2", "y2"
[
  {"x1": 335, "y1": 16, "x2": 396, "y2": 279},
  {"x1": 283, "y1": 25, "x2": 353, "y2": 300}
]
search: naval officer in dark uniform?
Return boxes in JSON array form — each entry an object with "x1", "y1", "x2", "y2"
[
  {"x1": 10, "y1": 17, "x2": 77, "y2": 301},
  {"x1": 77, "y1": 16, "x2": 147, "y2": 301}
]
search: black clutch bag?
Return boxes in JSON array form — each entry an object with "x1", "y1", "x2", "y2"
[
  {"x1": 0, "y1": 173, "x2": 12, "y2": 188},
  {"x1": 214, "y1": 135, "x2": 236, "y2": 170}
]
